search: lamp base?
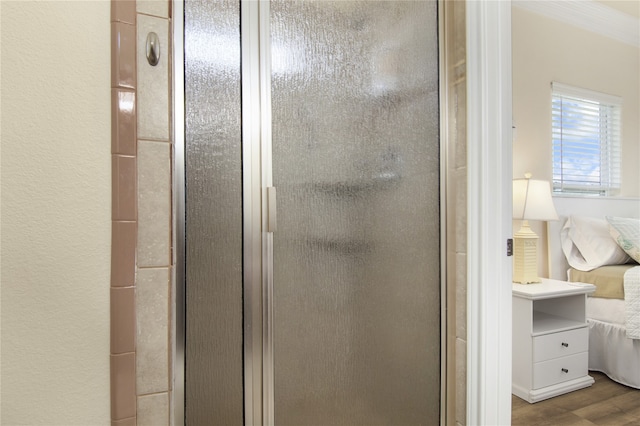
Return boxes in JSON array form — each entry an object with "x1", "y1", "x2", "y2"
[{"x1": 513, "y1": 221, "x2": 540, "y2": 284}]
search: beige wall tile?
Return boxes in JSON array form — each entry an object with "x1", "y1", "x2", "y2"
[
  {"x1": 138, "y1": 392, "x2": 169, "y2": 426},
  {"x1": 111, "y1": 353, "x2": 137, "y2": 420},
  {"x1": 454, "y1": 85, "x2": 467, "y2": 170},
  {"x1": 112, "y1": 0, "x2": 136, "y2": 24},
  {"x1": 455, "y1": 167, "x2": 467, "y2": 254},
  {"x1": 111, "y1": 287, "x2": 136, "y2": 354},
  {"x1": 112, "y1": 417, "x2": 136, "y2": 426},
  {"x1": 456, "y1": 253, "x2": 467, "y2": 340},
  {"x1": 112, "y1": 89, "x2": 137, "y2": 156},
  {"x1": 111, "y1": 22, "x2": 136, "y2": 89},
  {"x1": 136, "y1": 267, "x2": 170, "y2": 394},
  {"x1": 137, "y1": 141, "x2": 171, "y2": 267},
  {"x1": 137, "y1": 0, "x2": 169, "y2": 18},
  {"x1": 137, "y1": 14, "x2": 169, "y2": 141},
  {"x1": 111, "y1": 221, "x2": 137, "y2": 287},
  {"x1": 112, "y1": 155, "x2": 137, "y2": 221},
  {"x1": 455, "y1": 337, "x2": 467, "y2": 426}
]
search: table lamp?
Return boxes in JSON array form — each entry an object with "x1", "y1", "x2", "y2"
[{"x1": 513, "y1": 173, "x2": 558, "y2": 284}]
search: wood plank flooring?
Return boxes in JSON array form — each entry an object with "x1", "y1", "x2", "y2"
[{"x1": 512, "y1": 372, "x2": 640, "y2": 426}]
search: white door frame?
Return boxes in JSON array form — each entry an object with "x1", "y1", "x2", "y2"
[{"x1": 465, "y1": 1, "x2": 513, "y2": 424}]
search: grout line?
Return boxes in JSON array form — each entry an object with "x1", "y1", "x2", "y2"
[
  {"x1": 137, "y1": 11, "x2": 170, "y2": 20},
  {"x1": 137, "y1": 390, "x2": 170, "y2": 398},
  {"x1": 138, "y1": 138, "x2": 174, "y2": 144}
]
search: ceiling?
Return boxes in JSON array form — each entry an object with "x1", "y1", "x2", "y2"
[{"x1": 596, "y1": 0, "x2": 640, "y2": 18}]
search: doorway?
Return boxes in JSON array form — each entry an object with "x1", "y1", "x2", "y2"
[{"x1": 182, "y1": 1, "x2": 442, "y2": 424}]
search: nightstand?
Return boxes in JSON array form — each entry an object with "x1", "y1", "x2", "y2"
[{"x1": 512, "y1": 279, "x2": 596, "y2": 403}]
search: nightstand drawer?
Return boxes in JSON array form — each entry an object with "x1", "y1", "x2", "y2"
[
  {"x1": 533, "y1": 352, "x2": 588, "y2": 389},
  {"x1": 533, "y1": 327, "x2": 588, "y2": 362}
]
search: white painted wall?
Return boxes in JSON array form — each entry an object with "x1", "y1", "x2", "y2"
[
  {"x1": 512, "y1": 6, "x2": 640, "y2": 278},
  {"x1": 1, "y1": 2, "x2": 111, "y2": 424}
]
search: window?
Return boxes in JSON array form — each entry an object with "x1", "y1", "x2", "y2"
[{"x1": 551, "y1": 82, "x2": 621, "y2": 196}]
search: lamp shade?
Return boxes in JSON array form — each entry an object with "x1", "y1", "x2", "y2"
[{"x1": 513, "y1": 174, "x2": 558, "y2": 221}]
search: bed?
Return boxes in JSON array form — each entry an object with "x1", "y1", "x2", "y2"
[{"x1": 547, "y1": 195, "x2": 640, "y2": 389}]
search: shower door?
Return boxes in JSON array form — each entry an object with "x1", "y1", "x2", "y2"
[{"x1": 184, "y1": 1, "x2": 441, "y2": 424}]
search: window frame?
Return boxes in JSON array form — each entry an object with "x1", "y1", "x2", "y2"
[{"x1": 551, "y1": 82, "x2": 622, "y2": 196}]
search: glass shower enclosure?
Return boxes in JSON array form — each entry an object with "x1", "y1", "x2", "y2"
[{"x1": 184, "y1": 1, "x2": 442, "y2": 424}]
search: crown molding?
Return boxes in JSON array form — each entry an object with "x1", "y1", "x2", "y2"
[{"x1": 513, "y1": 0, "x2": 640, "y2": 48}]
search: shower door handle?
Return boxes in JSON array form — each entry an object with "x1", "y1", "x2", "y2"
[{"x1": 267, "y1": 186, "x2": 277, "y2": 233}]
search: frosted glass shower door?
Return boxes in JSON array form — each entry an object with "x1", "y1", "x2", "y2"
[
  {"x1": 183, "y1": 1, "x2": 441, "y2": 424},
  {"x1": 269, "y1": 1, "x2": 441, "y2": 424}
]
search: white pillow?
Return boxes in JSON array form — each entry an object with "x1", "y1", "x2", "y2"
[
  {"x1": 561, "y1": 215, "x2": 631, "y2": 271},
  {"x1": 606, "y1": 216, "x2": 640, "y2": 263}
]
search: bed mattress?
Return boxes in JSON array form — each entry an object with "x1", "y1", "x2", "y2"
[
  {"x1": 569, "y1": 264, "x2": 635, "y2": 299},
  {"x1": 586, "y1": 297, "x2": 625, "y2": 325}
]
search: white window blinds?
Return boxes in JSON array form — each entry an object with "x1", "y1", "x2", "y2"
[{"x1": 551, "y1": 82, "x2": 622, "y2": 196}]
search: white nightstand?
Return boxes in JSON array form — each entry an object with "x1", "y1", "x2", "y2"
[{"x1": 512, "y1": 279, "x2": 596, "y2": 403}]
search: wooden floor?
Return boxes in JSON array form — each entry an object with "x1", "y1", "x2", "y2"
[{"x1": 512, "y1": 372, "x2": 640, "y2": 426}]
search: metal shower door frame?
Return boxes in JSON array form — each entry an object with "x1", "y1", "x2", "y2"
[{"x1": 240, "y1": 1, "x2": 274, "y2": 425}]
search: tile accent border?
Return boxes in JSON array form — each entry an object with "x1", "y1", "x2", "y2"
[
  {"x1": 111, "y1": 1, "x2": 173, "y2": 425},
  {"x1": 110, "y1": 0, "x2": 138, "y2": 425},
  {"x1": 111, "y1": 1, "x2": 138, "y2": 424},
  {"x1": 442, "y1": 1, "x2": 467, "y2": 424}
]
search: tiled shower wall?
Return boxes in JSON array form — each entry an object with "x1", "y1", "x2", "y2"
[
  {"x1": 111, "y1": 0, "x2": 173, "y2": 424},
  {"x1": 110, "y1": 1, "x2": 467, "y2": 424},
  {"x1": 443, "y1": 1, "x2": 468, "y2": 425}
]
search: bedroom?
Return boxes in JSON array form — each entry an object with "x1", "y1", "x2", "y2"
[{"x1": 511, "y1": 0, "x2": 640, "y2": 423}]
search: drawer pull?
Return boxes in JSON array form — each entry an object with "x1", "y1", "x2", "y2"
[
  {"x1": 561, "y1": 342, "x2": 569, "y2": 347},
  {"x1": 561, "y1": 368, "x2": 569, "y2": 373}
]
